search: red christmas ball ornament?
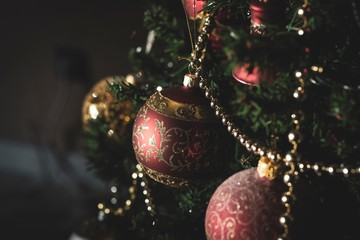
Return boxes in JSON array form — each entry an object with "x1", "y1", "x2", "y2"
[
  {"x1": 132, "y1": 84, "x2": 231, "y2": 187},
  {"x1": 184, "y1": 0, "x2": 206, "y2": 20},
  {"x1": 205, "y1": 168, "x2": 286, "y2": 240},
  {"x1": 250, "y1": 0, "x2": 286, "y2": 35},
  {"x1": 209, "y1": 31, "x2": 223, "y2": 53},
  {"x1": 232, "y1": 62, "x2": 275, "y2": 86},
  {"x1": 215, "y1": 8, "x2": 233, "y2": 27},
  {"x1": 215, "y1": 7, "x2": 246, "y2": 28}
]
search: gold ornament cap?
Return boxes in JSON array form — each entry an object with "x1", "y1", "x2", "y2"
[
  {"x1": 257, "y1": 156, "x2": 283, "y2": 180},
  {"x1": 183, "y1": 74, "x2": 198, "y2": 88}
]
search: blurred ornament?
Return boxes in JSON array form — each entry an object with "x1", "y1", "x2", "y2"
[
  {"x1": 68, "y1": 218, "x2": 115, "y2": 240},
  {"x1": 82, "y1": 75, "x2": 134, "y2": 141},
  {"x1": 232, "y1": 62, "x2": 275, "y2": 86},
  {"x1": 183, "y1": 0, "x2": 206, "y2": 20},
  {"x1": 205, "y1": 168, "x2": 286, "y2": 240},
  {"x1": 215, "y1": 7, "x2": 233, "y2": 27},
  {"x1": 132, "y1": 84, "x2": 231, "y2": 187},
  {"x1": 250, "y1": 0, "x2": 286, "y2": 35},
  {"x1": 215, "y1": 7, "x2": 246, "y2": 28},
  {"x1": 209, "y1": 30, "x2": 223, "y2": 53}
]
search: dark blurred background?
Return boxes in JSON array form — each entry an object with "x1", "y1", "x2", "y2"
[{"x1": 0, "y1": 0, "x2": 146, "y2": 239}]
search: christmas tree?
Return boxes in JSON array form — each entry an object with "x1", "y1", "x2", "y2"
[{"x1": 74, "y1": 0, "x2": 360, "y2": 239}]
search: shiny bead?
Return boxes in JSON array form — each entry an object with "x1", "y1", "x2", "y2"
[
  {"x1": 205, "y1": 90, "x2": 211, "y2": 99},
  {"x1": 201, "y1": 26, "x2": 209, "y2": 33},
  {"x1": 232, "y1": 129, "x2": 239, "y2": 138},
  {"x1": 313, "y1": 164, "x2": 319, "y2": 171},
  {"x1": 288, "y1": 131, "x2": 302, "y2": 142},
  {"x1": 279, "y1": 213, "x2": 292, "y2": 225},
  {"x1": 267, "y1": 152, "x2": 275, "y2": 160},
  {"x1": 204, "y1": 18, "x2": 211, "y2": 26},
  {"x1": 245, "y1": 141, "x2": 251, "y2": 149},
  {"x1": 288, "y1": 132, "x2": 296, "y2": 141},
  {"x1": 281, "y1": 192, "x2": 295, "y2": 205},
  {"x1": 210, "y1": 98, "x2": 217, "y2": 108},
  {"x1": 251, "y1": 144, "x2": 257, "y2": 152},
  {"x1": 195, "y1": 43, "x2": 204, "y2": 51},
  {"x1": 283, "y1": 173, "x2": 294, "y2": 186},
  {"x1": 195, "y1": 70, "x2": 202, "y2": 78},
  {"x1": 295, "y1": 71, "x2": 302, "y2": 78},
  {"x1": 284, "y1": 153, "x2": 293, "y2": 162},
  {"x1": 227, "y1": 123, "x2": 233, "y2": 132},
  {"x1": 197, "y1": 35, "x2": 204, "y2": 43},
  {"x1": 298, "y1": 163, "x2": 304, "y2": 169},
  {"x1": 259, "y1": 149, "x2": 265, "y2": 156}
]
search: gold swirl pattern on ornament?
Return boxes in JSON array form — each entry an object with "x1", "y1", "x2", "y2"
[
  {"x1": 146, "y1": 91, "x2": 217, "y2": 122},
  {"x1": 205, "y1": 169, "x2": 282, "y2": 240},
  {"x1": 132, "y1": 106, "x2": 217, "y2": 174},
  {"x1": 140, "y1": 164, "x2": 197, "y2": 188}
]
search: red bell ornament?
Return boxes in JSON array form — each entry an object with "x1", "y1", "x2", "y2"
[
  {"x1": 132, "y1": 85, "x2": 231, "y2": 187},
  {"x1": 183, "y1": 0, "x2": 206, "y2": 20},
  {"x1": 232, "y1": 62, "x2": 275, "y2": 86}
]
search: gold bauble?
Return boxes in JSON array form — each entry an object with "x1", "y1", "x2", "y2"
[{"x1": 82, "y1": 75, "x2": 134, "y2": 141}]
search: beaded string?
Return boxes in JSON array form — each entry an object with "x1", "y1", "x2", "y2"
[
  {"x1": 195, "y1": 15, "x2": 280, "y2": 161},
  {"x1": 278, "y1": 1, "x2": 311, "y2": 231},
  {"x1": 278, "y1": 70, "x2": 306, "y2": 240},
  {"x1": 97, "y1": 164, "x2": 155, "y2": 222},
  {"x1": 188, "y1": 3, "x2": 360, "y2": 240}
]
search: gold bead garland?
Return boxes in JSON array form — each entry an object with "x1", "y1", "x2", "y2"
[
  {"x1": 278, "y1": 3, "x2": 310, "y2": 237},
  {"x1": 277, "y1": 69, "x2": 306, "y2": 239},
  {"x1": 97, "y1": 164, "x2": 155, "y2": 221},
  {"x1": 195, "y1": 16, "x2": 280, "y2": 163},
  {"x1": 297, "y1": 162, "x2": 360, "y2": 176},
  {"x1": 190, "y1": 3, "x2": 360, "y2": 240}
]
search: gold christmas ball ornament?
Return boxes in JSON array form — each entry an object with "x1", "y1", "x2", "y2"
[{"x1": 82, "y1": 75, "x2": 134, "y2": 141}]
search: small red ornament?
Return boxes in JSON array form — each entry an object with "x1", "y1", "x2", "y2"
[
  {"x1": 209, "y1": 31, "x2": 223, "y2": 53},
  {"x1": 183, "y1": 0, "x2": 206, "y2": 20},
  {"x1": 132, "y1": 86, "x2": 230, "y2": 187},
  {"x1": 205, "y1": 168, "x2": 286, "y2": 240},
  {"x1": 250, "y1": 0, "x2": 286, "y2": 35},
  {"x1": 232, "y1": 62, "x2": 275, "y2": 86}
]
